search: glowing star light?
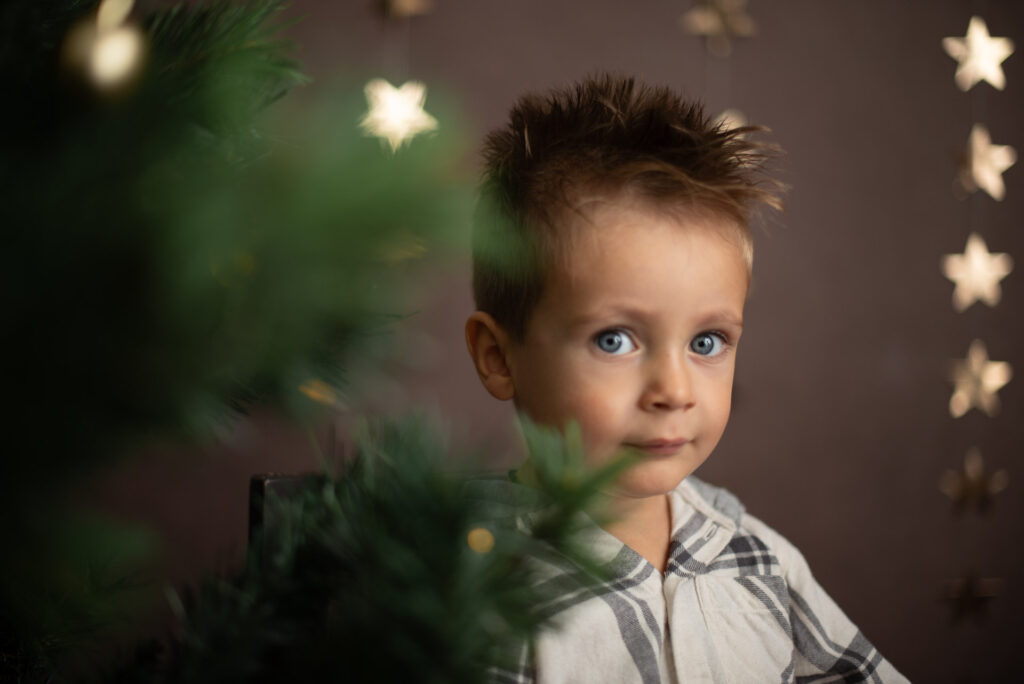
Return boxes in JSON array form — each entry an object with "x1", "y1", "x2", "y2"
[
  {"x1": 359, "y1": 79, "x2": 438, "y2": 152},
  {"x1": 958, "y1": 124, "x2": 1016, "y2": 201},
  {"x1": 948, "y1": 339, "x2": 1012, "y2": 418},
  {"x1": 97, "y1": 0, "x2": 134, "y2": 31},
  {"x1": 90, "y1": 26, "x2": 144, "y2": 88},
  {"x1": 62, "y1": 0, "x2": 145, "y2": 91},
  {"x1": 681, "y1": 0, "x2": 755, "y2": 58},
  {"x1": 378, "y1": 0, "x2": 433, "y2": 19},
  {"x1": 940, "y1": 448, "x2": 1008, "y2": 515},
  {"x1": 715, "y1": 108, "x2": 747, "y2": 132},
  {"x1": 944, "y1": 573, "x2": 1003, "y2": 623},
  {"x1": 942, "y1": 233, "x2": 1013, "y2": 312},
  {"x1": 943, "y1": 16, "x2": 1014, "y2": 91}
]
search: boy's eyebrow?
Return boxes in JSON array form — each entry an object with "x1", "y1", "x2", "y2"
[
  {"x1": 563, "y1": 304, "x2": 651, "y2": 328},
  {"x1": 696, "y1": 310, "x2": 744, "y2": 329},
  {"x1": 565, "y1": 306, "x2": 744, "y2": 330}
]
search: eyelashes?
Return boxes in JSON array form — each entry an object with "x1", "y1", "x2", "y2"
[
  {"x1": 690, "y1": 332, "x2": 727, "y2": 356},
  {"x1": 592, "y1": 329, "x2": 730, "y2": 357}
]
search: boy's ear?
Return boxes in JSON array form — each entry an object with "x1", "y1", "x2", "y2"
[{"x1": 465, "y1": 311, "x2": 516, "y2": 401}]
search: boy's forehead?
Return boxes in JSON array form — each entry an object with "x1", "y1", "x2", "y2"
[
  {"x1": 549, "y1": 195, "x2": 749, "y2": 272},
  {"x1": 523, "y1": 228, "x2": 748, "y2": 348},
  {"x1": 546, "y1": 207, "x2": 750, "y2": 295}
]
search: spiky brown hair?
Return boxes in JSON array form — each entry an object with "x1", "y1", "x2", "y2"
[{"x1": 472, "y1": 74, "x2": 782, "y2": 341}]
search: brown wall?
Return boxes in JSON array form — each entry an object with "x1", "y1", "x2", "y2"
[{"x1": 94, "y1": 1, "x2": 1023, "y2": 681}]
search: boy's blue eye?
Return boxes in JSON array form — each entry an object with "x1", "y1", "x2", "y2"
[
  {"x1": 594, "y1": 330, "x2": 636, "y2": 355},
  {"x1": 690, "y1": 332, "x2": 725, "y2": 356}
]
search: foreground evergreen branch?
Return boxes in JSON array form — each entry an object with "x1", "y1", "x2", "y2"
[
  {"x1": 102, "y1": 417, "x2": 623, "y2": 683},
  {"x1": 0, "y1": 0, "x2": 470, "y2": 679}
]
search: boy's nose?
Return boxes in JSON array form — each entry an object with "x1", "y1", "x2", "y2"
[{"x1": 641, "y1": 353, "x2": 695, "y2": 411}]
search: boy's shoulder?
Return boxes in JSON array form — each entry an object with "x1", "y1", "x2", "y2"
[
  {"x1": 476, "y1": 473, "x2": 911, "y2": 684},
  {"x1": 678, "y1": 474, "x2": 744, "y2": 523},
  {"x1": 678, "y1": 474, "x2": 810, "y2": 578}
]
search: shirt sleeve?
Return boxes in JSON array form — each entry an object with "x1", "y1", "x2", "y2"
[{"x1": 743, "y1": 514, "x2": 910, "y2": 683}]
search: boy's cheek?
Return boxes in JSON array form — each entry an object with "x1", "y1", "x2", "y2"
[
  {"x1": 529, "y1": 389, "x2": 622, "y2": 450},
  {"x1": 568, "y1": 399, "x2": 630, "y2": 461},
  {"x1": 704, "y1": 391, "x2": 735, "y2": 443}
]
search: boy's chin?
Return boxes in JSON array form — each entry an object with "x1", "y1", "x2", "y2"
[{"x1": 608, "y1": 463, "x2": 700, "y2": 500}]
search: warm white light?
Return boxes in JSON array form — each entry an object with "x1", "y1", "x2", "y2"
[
  {"x1": 715, "y1": 108, "x2": 747, "y2": 132},
  {"x1": 948, "y1": 340, "x2": 1012, "y2": 418},
  {"x1": 97, "y1": 0, "x2": 135, "y2": 32},
  {"x1": 381, "y1": 0, "x2": 433, "y2": 18},
  {"x1": 359, "y1": 79, "x2": 439, "y2": 152},
  {"x1": 960, "y1": 124, "x2": 1016, "y2": 201},
  {"x1": 943, "y1": 16, "x2": 1014, "y2": 91},
  {"x1": 681, "y1": 0, "x2": 755, "y2": 58},
  {"x1": 89, "y1": 25, "x2": 143, "y2": 88},
  {"x1": 942, "y1": 233, "x2": 1013, "y2": 312},
  {"x1": 939, "y1": 448, "x2": 1009, "y2": 512}
]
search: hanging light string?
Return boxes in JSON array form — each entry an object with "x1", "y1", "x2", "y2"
[
  {"x1": 359, "y1": 1, "x2": 438, "y2": 152},
  {"x1": 680, "y1": 0, "x2": 756, "y2": 132},
  {"x1": 938, "y1": 4, "x2": 1015, "y2": 619}
]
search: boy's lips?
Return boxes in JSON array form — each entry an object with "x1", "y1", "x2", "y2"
[{"x1": 625, "y1": 438, "x2": 690, "y2": 456}]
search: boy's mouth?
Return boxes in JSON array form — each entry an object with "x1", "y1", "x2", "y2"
[{"x1": 625, "y1": 439, "x2": 689, "y2": 456}]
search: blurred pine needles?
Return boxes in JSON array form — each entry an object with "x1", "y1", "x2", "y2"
[
  {"x1": 0, "y1": 1, "x2": 624, "y2": 681},
  {"x1": 0, "y1": 0, "x2": 476, "y2": 678}
]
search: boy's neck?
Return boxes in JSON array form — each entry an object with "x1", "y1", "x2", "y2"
[
  {"x1": 514, "y1": 459, "x2": 674, "y2": 572},
  {"x1": 597, "y1": 492, "x2": 672, "y2": 573}
]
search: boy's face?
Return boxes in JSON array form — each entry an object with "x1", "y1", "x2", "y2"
[{"x1": 505, "y1": 201, "x2": 749, "y2": 501}]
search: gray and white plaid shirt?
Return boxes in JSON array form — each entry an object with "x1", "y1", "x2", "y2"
[{"x1": 469, "y1": 475, "x2": 909, "y2": 684}]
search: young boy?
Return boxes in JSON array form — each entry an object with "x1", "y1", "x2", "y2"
[{"x1": 464, "y1": 76, "x2": 908, "y2": 683}]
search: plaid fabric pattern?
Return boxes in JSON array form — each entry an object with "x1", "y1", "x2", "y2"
[{"x1": 470, "y1": 475, "x2": 909, "y2": 684}]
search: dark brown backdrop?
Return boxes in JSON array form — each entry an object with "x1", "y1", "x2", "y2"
[{"x1": 93, "y1": 1, "x2": 1023, "y2": 681}]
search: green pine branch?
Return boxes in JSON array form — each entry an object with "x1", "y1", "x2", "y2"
[
  {"x1": 0, "y1": 0, "x2": 471, "y2": 679},
  {"x1": 100, "y1": 416, "x2": 624, "y2": 684}
]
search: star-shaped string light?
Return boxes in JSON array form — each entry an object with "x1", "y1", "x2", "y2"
[
  {"x1": 62, "y1": 0, "x2": 145, "y2": 91},
  {"x1": 941, "y1": 233, "x2": 1013, "y2": 312},
  {"x1": 939, "y1": 448, "x2": 1009, "y2": 514},
  {"x1": 681, "y1": 0, "x2": 755, "y2": 58},
  {"x1": 942, "y1": 16, "x2": 1014, "y2": 91},
  {"x1": 715, "y1": 108, "x2": 747, "y2": 133},
  {"x1": 957, "y1": 124, "x2": 1016, "y2": 201},
  {"x1": 359, "y1": 79, "x2": 438, "y2": 153},
  {"x1": 944, "y1": 573, "x2": 1003, "y2": 623},
  {"x1": 377, "y1": 0, "x2": 433, "y2": 19},
  {"x1": 948, "y1": 339, "x2": 1012, "y2": 418}
]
